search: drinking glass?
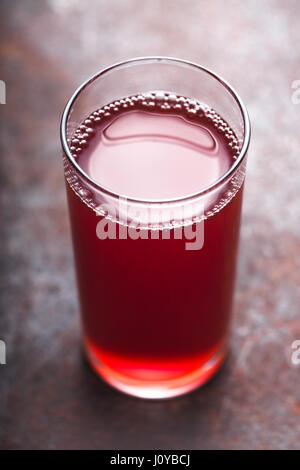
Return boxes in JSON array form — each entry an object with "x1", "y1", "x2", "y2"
[{"x1": 60, "y1": 57, "x2": 250, "y2": 399}]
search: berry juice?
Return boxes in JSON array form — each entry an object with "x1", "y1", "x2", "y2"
[{"x1": 65, "y1": 92, "x2": 244, "y2": 398}]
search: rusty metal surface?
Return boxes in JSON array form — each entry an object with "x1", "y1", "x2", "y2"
[{"x1": 0, "y1": 0, "x2": 300, "y2": 450}]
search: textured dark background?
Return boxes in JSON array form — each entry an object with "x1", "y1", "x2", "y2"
[{"x1": 0, "y1": 0, "x2": 300, "y2": 450}]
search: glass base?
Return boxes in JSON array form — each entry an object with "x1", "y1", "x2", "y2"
[{"x1": 84, "y1": 342, "x2": 227, "y2": 399}]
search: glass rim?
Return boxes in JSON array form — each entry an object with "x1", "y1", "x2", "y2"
[{"x1": 60, "y1": 56, "x2": 251, "y2": 205}]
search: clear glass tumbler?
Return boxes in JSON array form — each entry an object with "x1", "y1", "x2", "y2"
[{"x1": 60, "y1": 57, "x2": 250, "y2": 399}]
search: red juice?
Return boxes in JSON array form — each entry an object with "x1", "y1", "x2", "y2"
[{"x1": 65, "y1": 92, "x2": 244, "y2": 398}]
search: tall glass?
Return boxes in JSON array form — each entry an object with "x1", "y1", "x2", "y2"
[{"x1": 60, "y1": 57, "x2": 250, "y2": 399}]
